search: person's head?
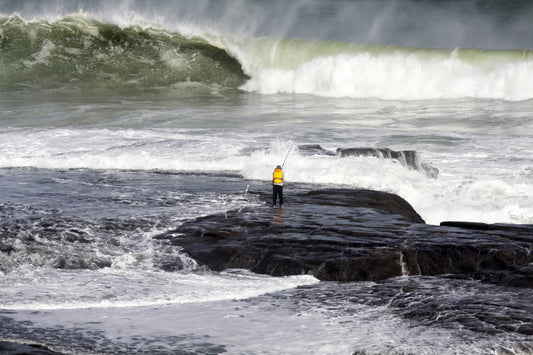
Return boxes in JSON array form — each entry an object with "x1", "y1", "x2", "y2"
[{"x1": 276, "y1": 165, "x2": 282, "y2": 170}]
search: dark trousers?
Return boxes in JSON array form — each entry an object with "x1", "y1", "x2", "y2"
[{"x1": 272, "y1": 185, "x2": 283, "y2": 206}]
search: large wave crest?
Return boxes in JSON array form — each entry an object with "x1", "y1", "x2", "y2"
[
  {"x1": 2, "y1": 14, "x2": 533, "y2": 101},
  {"x1": 0, "y1": 15, "x2": 249, "y2": 91}
]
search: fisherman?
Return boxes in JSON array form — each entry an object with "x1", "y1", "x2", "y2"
[{"x1": 272, "y1": 165, "x2": 284, "y2": 207}]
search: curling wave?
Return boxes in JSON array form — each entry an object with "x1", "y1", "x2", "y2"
[{"x1": 0, "y1": 15, "x2": 249, "y2": 91}]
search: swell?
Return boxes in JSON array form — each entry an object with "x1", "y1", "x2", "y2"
[{"x1": 0, "y1": 15, "x2": 249, "y2": 91}]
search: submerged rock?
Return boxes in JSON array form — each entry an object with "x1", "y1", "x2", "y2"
[{"x1": 156, "y1": 188, "x2": 533, "y2": 288}]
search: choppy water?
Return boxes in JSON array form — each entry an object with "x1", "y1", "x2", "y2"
[{"x1": 1, "y1": 1, "x2": 533, "y2": 354}]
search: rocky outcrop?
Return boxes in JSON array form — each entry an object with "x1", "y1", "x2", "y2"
[
  {"x1": 155, "y1": 188, "x2": 533, "y2": 288},
  {"x1": 297, "y1": 144, "x2": 439, "y2": 178}
]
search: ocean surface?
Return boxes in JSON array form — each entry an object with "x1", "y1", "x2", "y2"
[{"x1": 1, "y1": 0, "x2": 532, "y2": 354}]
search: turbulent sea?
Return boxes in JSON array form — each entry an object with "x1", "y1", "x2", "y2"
[{"x1": 1, "y1": 1, "x2": 532, "y2": 354}]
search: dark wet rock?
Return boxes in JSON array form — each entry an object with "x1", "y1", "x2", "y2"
[
  {"x1": 0, "y1": 243, "x2": 14, "y2": 254},
  {"x1": 273, "y1": 276, "x2": 533, "y2": 339},
  {"x1": 155, "y1": 188, "x2": 421, "y2": 281},
  {"x1": 53, "y1": 256, "x2": 112, "y2": 270},
  {"x1": 296, "y1": 144, "x2": 438, "y2": 178},
  {"x1": 0, "y1": 341, "x2": 62, "y2": 354},
  {"x1": 155, "y1": 188, "x2": 533, "y2": 287},
  {"x1": 377, "y1": 277, "x2": 533, "y2": 336},
  {"x1": 153, "y1": 254, "x2": 189, "y2": 272},
  {"x1": 0, "y1": 205, "x2": 158, "y2": 272},
  {"x1": 438, "y1": 221, "x2": 533, "y2": 288},
  {"x1": 297, "y1": 144, "x2": 336, "y2": 156},
  {"x1": 302, "y1": 189, "x2": 424, "y2": 223},
  {"x1": 336, "y1": 147, "x2": 439, "y2": 178},
  {"x1": 440, "y1": 221, "x2": 533, "y2": 236},
  {"x1": 337, "y1": 147, "x2": 416, "y2": 161}
]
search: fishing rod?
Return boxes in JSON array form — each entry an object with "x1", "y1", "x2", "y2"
[{"x1": 281, "y1": 145, "x2": 293, "y2": 169}]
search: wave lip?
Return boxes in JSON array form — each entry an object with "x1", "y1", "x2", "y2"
[{"x1": 0, "y1": 15, "x2": 249, "y2": 91}]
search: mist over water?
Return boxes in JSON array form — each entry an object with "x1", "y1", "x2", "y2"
[{"x1": 3, "y1": 0, "x2": 533, "y2": 49}]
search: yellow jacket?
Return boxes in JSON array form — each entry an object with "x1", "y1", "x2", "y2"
[{"x1": 272, "y1": 168, "x2": 284, "y2": 186}]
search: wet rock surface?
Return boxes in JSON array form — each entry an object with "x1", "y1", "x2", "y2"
[
  {"x1": 156, "y1": 188, "x2": 533, "y2": 288},
  {"x1": 280, "y1": 276, "x2": 533, "y2": 338},
  {"x1": 0, "y1": 341, "x2": 62, "y2": 354}
]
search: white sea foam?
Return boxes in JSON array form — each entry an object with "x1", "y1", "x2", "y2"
[
  {"x1": 0, "y1": 125, "x2": 531, "y2": 225},
  {"x1": 240, "y1": 50, "x2": 533, "y2": 101},
  {"x1": 0, "y1": 268, "x2": 319, "y2": 310},
  {"x1": 4, "y1": 274, "x2": 528, "y2": 355},
  {"x1": 242, "y1": 144, "x2": 533, "y2": 225}
]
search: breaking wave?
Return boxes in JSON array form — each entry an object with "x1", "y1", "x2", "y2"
[
  {"x1": 237, "y1": 37, "x2": 533, "y2": 101},
  {"x1": 0, "y1": 15, "x2": 248, "y2": 91},
  {"x1": 2, "y1": 14, "x2": 533, "y2": 101}
]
